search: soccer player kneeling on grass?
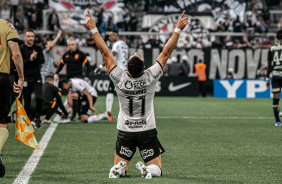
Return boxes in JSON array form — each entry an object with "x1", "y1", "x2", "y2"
[
  {"x1": 85, "y1": 10, "x2": 188, "y2": 178},
  {"x1": 59, "y1": 78, "x2": 112, "y2": 123}
]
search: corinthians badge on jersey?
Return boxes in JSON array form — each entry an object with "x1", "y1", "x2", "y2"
[{"x1": 125, "y1": 81, "x2": 133, "y2": 89}]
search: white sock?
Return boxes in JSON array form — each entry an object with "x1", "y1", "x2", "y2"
[
  {"x1": 87, "y1": 114, "x2": 104, "y2": 123},
  {"x1": 100, "y1": 112, "x2": 108, "y2": 119},
  {"x1": 146, "y1": 164, "x2": 161, "y2": 177},
  {"x1": 106, "y1": 93, "x2": 114, "y2": 112}
]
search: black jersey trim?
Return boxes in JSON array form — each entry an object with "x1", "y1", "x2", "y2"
[
  {"x1": 7, "y1": 38, "x2": 20, "y2": 43},
  {"x1": 109, "y1": 65, "x2": 117, "y2": 75},
  {"x1": 156, "y1": 61, "x2": 164, "y2": 72}
]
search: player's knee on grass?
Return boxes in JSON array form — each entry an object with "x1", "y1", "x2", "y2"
[{"x1": 80, "y1": 115, "x2": 89, "y2": 123}]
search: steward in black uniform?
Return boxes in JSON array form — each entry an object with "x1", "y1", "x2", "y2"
[
  {"x1": 21, "y1": 29, "x2": 45, "y2": 128},
  {"x1": 42, "y1": 76, "x2": 68, "y2": 121},
  {"x1": 55, "y1": 49, "x2": 90, "y2": 79},
  {"x1": 266, "y1": 30, "x2": 282, "y2": 126}
]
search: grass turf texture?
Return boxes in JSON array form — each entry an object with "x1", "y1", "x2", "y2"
[{"x1": 1, "y1": 97, "x2": 282, "y2": 183}]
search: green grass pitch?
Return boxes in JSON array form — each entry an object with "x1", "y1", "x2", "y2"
[{"x1": 1, "y1": 97, "x2": 282, "y2": 184}]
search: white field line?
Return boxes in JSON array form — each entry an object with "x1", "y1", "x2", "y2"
[
  {"x1": 13, "y1": 123, "x2": 58, "y2": 184},
  {"x1": 154, "y1": 116, "x2": 273, "y2": 120}
]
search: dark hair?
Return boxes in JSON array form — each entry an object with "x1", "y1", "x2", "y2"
[
  {"x1": 277, "y1": 30, "x2": 282, "y2": 40},
  {"x1": 45, "y1": 75, "x2": 54, "y2": 82},
  {"x1": 127, "y1": 56, "x2": 144, "y2": 78},
  {"x1": 58, "y1": 78, "x2": 69, "y2": 89},
  {"x1": 25, "y1": 29, "x2": 34, "y2": 34},
  {"x1": 111, "y1": 30, "x2": 119, "y2": 36},
  {"x1": 199, "y1": 59, "x2": 203, "y2": 63}
]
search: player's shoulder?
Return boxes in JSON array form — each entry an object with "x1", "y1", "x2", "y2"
[{"x1": 270, "y1": 42, "x2": 282, "y2": 52}]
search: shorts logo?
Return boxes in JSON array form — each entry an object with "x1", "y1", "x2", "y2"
[
  {"x1": 140, "y1": 149, "x2": 154, "y2": 160},
  {"x1": 120, "y1": 146, "x2": 133, "y2": 158}
]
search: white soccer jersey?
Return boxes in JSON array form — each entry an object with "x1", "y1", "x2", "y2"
[
  {"x1": 70, "y1": 78, "x2": 98, "y2": 97},
  {"x1": 112, "y1": 40, "x2": 128, "y2": 71},
  {"x1": 110, "y1": 62, "x2": 163, "y2": 132}
]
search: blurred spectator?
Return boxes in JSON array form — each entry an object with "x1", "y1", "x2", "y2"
[
  {"x1": 48, "y1": 8, "x2": 60, "y2": 31},
  {"x1": 167, "y1": 57, "x2": 182, "y2": 76},
  {"x1": 237, "y1": 36, "x2": 252, "y2": 49},
  {"x1": 136, "y1": 37, "x2": 145, "y2": 50},
  {"x1": 250, "y1": 36, "x2": 262, "y2": 49},
  {"x1": 257, "y1": 63, "x2": 267, "y2": 79},
  {"x1": 28, "y1": 13, "x2": 40, "y2": 30},
  {"x1": 224, "y1": 35, "x2": 234, "y2": 49},
  {"x1": 256, "y1": 17, "x2": 268, "y2": 33},
  {"x1": 180, "y1": 55, "x2": 190, "y2": 77},
  {"x1": 14, "y1": 11, "x2": 22, "y2": 27},
  {"x1": 226, "y1": 68, "x2": 236, "y2": 79},
  {"x1": 146, "y1": 35, "x2": 163, "y2": 48},
  {"x1": 183, "y1": 36, "x2": 192, "y2": 49},
  {"x1": 129, "y1": 12, "x2": 138, "y2": 42},
  {"x1": 23, "y1": 0, "x2": 32, "y2": 23},
  {"x1": 123, "y1": 3, "x2": 131, "y2": 31},
  {"x1": 87, "y1": 38, "x2": 98, "y2": 50},
  {"x1": 10, "y1": 0, "x2": 19, "y2": 22},
  {"x1": 34, "y1": 33, "x2": 43, "y2": 47},
  {"x1": 84, "y1": 4, "x2": 94, "y2": 18},
  {"x1": 114, "y1": 3, "x2": 125, "y2": 30},
  {"x1": 212, "y1": 36, "x2": 223, "y2": 48},
  {"x1": 233, "y1": 16, "x2": 245, "y2": 33},
  {"x1": 246, "y1": 15, "x2": 255, "y2": 28},
  {"x1": 224, "y1": 13, "x2": 234, "y2": 32},
  {"x1": 261, "y1": 37, "x2": 273, "y2": 48},
  {"x1": 190, "y1": 19, "x2": 203, "y2": 39},
  {"x1": 192, "y1": 38, "x2": 204, "y2": 49},
  {"x1": 217, "y1": 21, "x2": 226, "y2": 32},
  {"x1": 31, "y1": 3, "x2": 42, "y2": 27},
  {"x1": 261, "y1": 3, "x2": 270, "y2": 24},
  {"x1": 100, "y1": 15, "x2": 118, "y2": 35},
  {"x1": 0, "y1": 2, "x2": 11, "y2": 21},
  {"x1": 278, "y1": 18, "x2": 282, "y2": 30},
  {"x1": 129, "y1": 12, "x2": 138, "y2": 31},
  {"x1": 76, "y1": 34, "x2": 86, "y2": 47},
  {"x1": 95, "y1": 6, "x2": 104, "y2": 29},
  {"x1": 30, "y1": 4, "x2": 41, "y2": 27},
  {"x1": 250, "y1": 6, "x2": 258, "y2": 26},
  {"x1": 33, "y1": 0, "x2": 44, "y2": 11}
]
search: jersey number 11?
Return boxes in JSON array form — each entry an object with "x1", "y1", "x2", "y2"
[{"x1": 127, "y1": 96, "x2": 145, "y2": 117}]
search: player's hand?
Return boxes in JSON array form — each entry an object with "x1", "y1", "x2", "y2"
[
  {"x1": 177, "y1": 11, "x2": 188, "y2": 30},
  {"x1": 54, "y1": 74, "x2": 59, "y2": 81},
  {"x1": 90, "y1": 107, "x2": 97, "y2": 115},
  {"x1": 266, "y1": 80, "x2": 270, "y2": 89},
  {"x1": 14, "y1": 78, "x2": 24, "y2": 98},
  {"x1": 84, "y1": 77, "x2": 89, "y2": 82},
  {"x1": 85, "y1": 10, "x2": 96, "y2": 30}
]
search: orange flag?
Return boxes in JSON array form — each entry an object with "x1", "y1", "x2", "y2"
[{"x1": 15, "y1": 98, "x2": 39, "y2": 150}]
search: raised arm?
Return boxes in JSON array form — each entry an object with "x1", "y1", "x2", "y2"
[
  {"x1": 8, "y1": 41, "x2": 24, "y2": 98},
  {"x1": 85, "y1": 10, "x2": 116, "y2": 73},
  {"x1": 48, "y1": 29, "x2": 62, "y2": 51},
  {"x1": 157, "y1": 11, "x2": 188, "y2": 70}
]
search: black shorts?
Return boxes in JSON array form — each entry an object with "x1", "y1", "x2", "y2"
[
  {"x1": 272, "y1": 78, "x2": 282, "y2": 93},
  {"x1": 108, "y1": 78, "x2": 115, "y2": 93},
  {"x1": 79, "y1": 95, "x2": 97, "y2": 116},
  {"x1": 115, "y1": 129, "x2": 165, "y2": 163},
  {"x1": 0, "y1": 74, "x2": 11, "y2": 124}
]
